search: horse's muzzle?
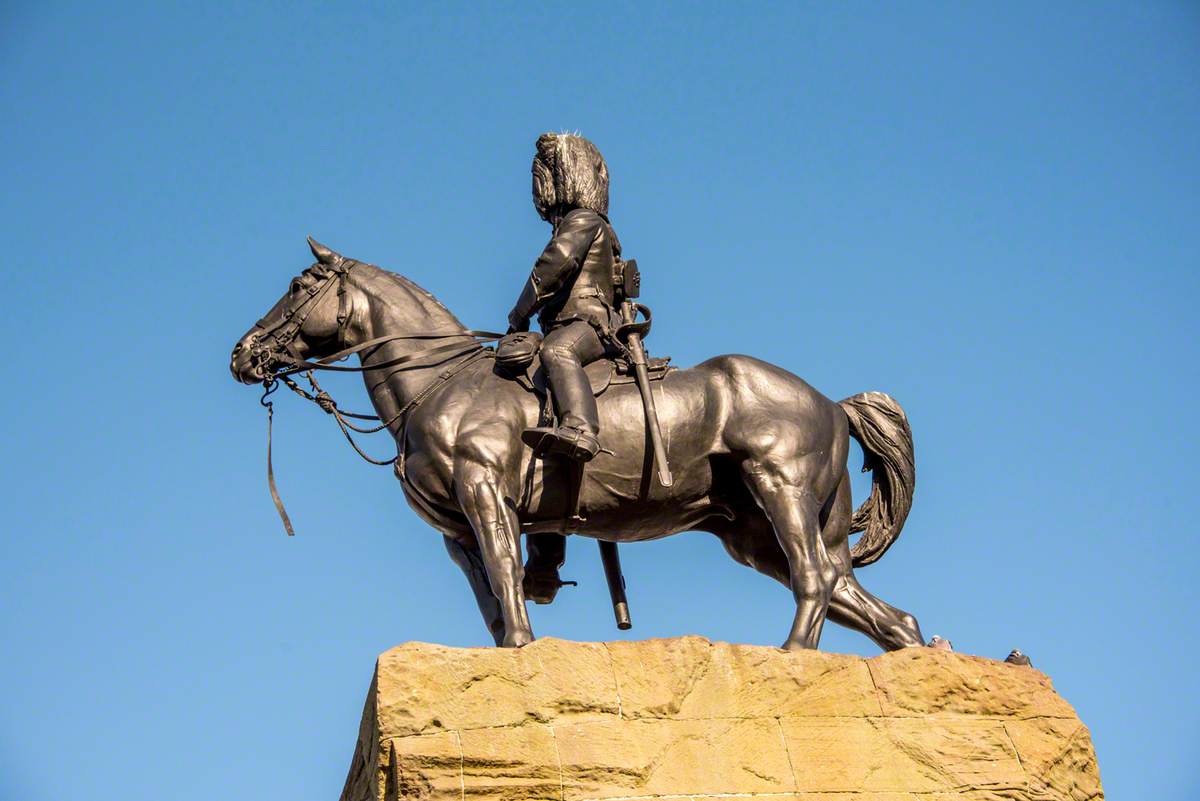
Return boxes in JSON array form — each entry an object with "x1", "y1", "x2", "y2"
[{"x1": 230, "y1": 338, "x2": 267, "y2": 384}]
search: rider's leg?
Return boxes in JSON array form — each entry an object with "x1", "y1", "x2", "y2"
[
  {"x1": 520, "y1": 322, "x2": 606, "y2": 593},
  {"x1": 530, "y1": 321, "x2": 607, "y2": 460},
  {"x1": 524, "y1": 532, "x2": 568, "y2": 604},
  {"x1": 543, "y1": 321, "x2": 605, "y2": 434}
]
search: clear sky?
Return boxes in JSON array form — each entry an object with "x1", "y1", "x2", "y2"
[{"x1": 2, "y1": 2, "x2": 1197, "y2": 799}]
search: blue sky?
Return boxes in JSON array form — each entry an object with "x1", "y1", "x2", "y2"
[{"x1": 1, "y1": 2, "x2": 1197, "y2": 799}]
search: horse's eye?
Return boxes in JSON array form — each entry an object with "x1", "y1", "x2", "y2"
[{"x1": 290, "y1": 279, "x2": 304, "y2": 295}]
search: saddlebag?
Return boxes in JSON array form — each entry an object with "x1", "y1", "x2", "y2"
[{"x1": 495, "y1": 330, "x2": 543, "y2": 373}]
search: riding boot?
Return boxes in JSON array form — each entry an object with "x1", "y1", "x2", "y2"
[
  {"x1": 522, "y1": 424, "x2": 601, "y2": 462},
  {"x1": 523, "y1": 321, "x2": 605, "y2": 462},
  {"x1": 523, "y1": 533, "x2": 571, "y2": 604},
  {"x1": 523, "y1": 385, "x2": 602, "y2": 460}
]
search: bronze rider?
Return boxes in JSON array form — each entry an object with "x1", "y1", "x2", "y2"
[
  {"x1": 508, "y1": 133, "x2": 624, "y2": 603},
  {"x1": 508, "y1": 132, "x2": 622, "y2": 462}
]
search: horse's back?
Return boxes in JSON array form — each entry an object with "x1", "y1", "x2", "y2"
[
  {"x1": 406, "y1": 353, "x2": 846, "y2": 536},
  {"x1": 523, "y1": 355, "x2": 846, "y2": 536},
  {"x1": 702, "y1": 352, "x2": 846, "y2": 452}
]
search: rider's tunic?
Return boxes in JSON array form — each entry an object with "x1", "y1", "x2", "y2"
[
  {"x1": 511, "y1": 207, "x2": 621, "y2": 337},
  {"x1": 509, "y1": 207, "x2": 623, "y2": 440}
]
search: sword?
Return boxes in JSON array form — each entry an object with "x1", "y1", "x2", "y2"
[{"x1": 619, "y1": 300, "x2": 673, "y2": 488}]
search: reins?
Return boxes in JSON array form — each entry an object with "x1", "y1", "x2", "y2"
[
  {"x1": 253, "y1": 257, "x2": 503, "y2": 535},
  {"x1": 274, "y1": 329, "x2": 503, "y2": 376}
]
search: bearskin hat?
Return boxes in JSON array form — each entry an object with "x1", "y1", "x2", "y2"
[{"x1": 531, "y1": 133, "x2": 609, "y2": 222}]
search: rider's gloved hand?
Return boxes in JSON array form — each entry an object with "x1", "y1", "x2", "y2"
[
  {"x1": 507, "y1": 310, "x2": 530, "y2": 334},
  {"x1": 508, "y1": 276, "x2": 539, "y2": 334}
]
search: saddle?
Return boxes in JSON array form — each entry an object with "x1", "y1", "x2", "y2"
[{"x1": 494, "y1": 330, "x2": 672, "y2": 400}]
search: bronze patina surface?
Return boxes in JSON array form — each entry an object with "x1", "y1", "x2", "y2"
[{"x1": 229, "y1": 135, "x2": 924, "y2": 652}]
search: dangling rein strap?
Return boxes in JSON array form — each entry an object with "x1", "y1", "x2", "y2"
[{"x1": 261, "y1": 382, "x2": 295, "y2": 536}]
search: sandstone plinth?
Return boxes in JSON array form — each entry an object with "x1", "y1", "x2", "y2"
[{"x1": 340, "y1": 637, "x2": 1102, "y2": 801}]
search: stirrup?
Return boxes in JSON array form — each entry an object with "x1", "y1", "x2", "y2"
[{"x1": 521, "y1": 425, "x2": 602, "y2": 462}]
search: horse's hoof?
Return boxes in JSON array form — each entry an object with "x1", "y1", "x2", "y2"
[
  {"x1": 503, "y1": 631, "x2": 534, "y2": 648},
  {"x1": 780, "y1": 639, "x2": 817, "y2": 652}
]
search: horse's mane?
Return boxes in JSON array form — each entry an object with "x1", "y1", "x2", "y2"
[
  {"x1": 354, "y1": 262, "x2": 469, "y2": 331},
  {"x1": 286, "y1": 248, "x2": 470, "y2": 334}
]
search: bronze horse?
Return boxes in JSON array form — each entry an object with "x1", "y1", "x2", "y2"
[{"x1": 230, "y1": 241, "x2": 925, "y2": 651}]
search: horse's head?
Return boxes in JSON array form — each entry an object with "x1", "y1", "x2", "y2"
[{"x1": 229, "y1": 238, "x2": 352, "y2": 384}]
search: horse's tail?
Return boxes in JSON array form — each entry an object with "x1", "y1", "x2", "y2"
[{"x1": 838, "y1": 391, "x2": 915, "y2": 567}]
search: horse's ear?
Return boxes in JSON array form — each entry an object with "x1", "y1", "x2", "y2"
[{"x1": 307, "y1": 236, "x2": 340, "y2": 265}]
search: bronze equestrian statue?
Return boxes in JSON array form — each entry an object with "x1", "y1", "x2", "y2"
[{"x1": 228, "y1": 135, "x2": 925, "y2": 652}]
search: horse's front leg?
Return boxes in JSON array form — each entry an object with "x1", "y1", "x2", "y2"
[
  {"x1": 443, "y1": 534, "x2": 505, "y2": 646},
  {"x1": 454, "y1": 459, "x2": 533, "y2": 647}
]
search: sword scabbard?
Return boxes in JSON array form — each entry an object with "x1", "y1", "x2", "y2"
[
  {"x1": 599, "y1": 540, "x2": 632, "y2": 630},
  {"x1": 621, "y1": 302, "x2": 673, "y2": 488}
]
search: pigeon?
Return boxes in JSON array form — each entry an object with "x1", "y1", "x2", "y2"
[
  {"x1": 928, "y1": 635, "x2": 954, "y2": 651},
  {"x1": 1005, "y1": 649, "x2": 1032, "y2": 667}
]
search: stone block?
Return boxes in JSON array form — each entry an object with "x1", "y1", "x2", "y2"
[{"x1": 339, "y1": 637, "x2": 1102, "y2": 801}]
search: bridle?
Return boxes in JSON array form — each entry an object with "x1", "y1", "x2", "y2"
[
  {"x1": 245, "y1": 252, "x2": 359, "y2": 374},
  {"x1": 250, "y1": 257, "x2": 503, "y2": 535}
]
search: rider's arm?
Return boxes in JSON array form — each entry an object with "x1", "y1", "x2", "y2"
[{"x1": 509, "y1": 209, "x2": 602, "y2": 329}]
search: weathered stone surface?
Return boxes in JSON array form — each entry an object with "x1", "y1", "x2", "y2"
[
  {"x1": 458, "y1": 726, "x2": 562, "y2": 801},
  {"x1": 340, "y1": 637, "x2": 1103, "y2": 801},
  {"x1": 373, "y1": 639, "x2": 620, "y2": 737},
  {"x1": 781, "y1": 717, "x2": 1024, "y2": 793},
  {"x1": 868, "y1": 647, "x2": 1077, "y2": 719},
  {"x1": 389, "y1": 733, "x2": 462, "y2": 801},
  {"x1": 556, "y1": 717, "x2": 796, "y2": 799},
  {"x1": 606, "y1": 636, "x2": 881, "y2": 719}
]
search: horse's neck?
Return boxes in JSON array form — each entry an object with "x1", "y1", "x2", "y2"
[{"x1": 349, "y1": 266, "x2": 476, "y2": 424}]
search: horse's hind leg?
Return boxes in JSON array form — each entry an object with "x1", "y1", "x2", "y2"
[
  {"x1": 741, "y1": 454, "x2": 838, "y2": 650},
  {"x1": 822, "y1": 473, "x2": 924, "y2": 650},
  {"x1": 443, "y1": 535, "x2": 505, "y2": 646},
  {"x1": 828, "y1": 568, "x2": 924, "y2": 650},
  {"x1": 720, "y1": 471, "x2": 923, "y2": 652}
]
